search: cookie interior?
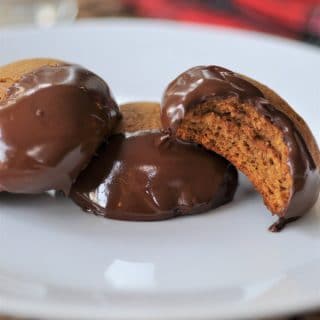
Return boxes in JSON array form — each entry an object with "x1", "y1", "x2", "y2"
[{"x1": 175, "y1": 96, "x2": 294, "y2": 216}]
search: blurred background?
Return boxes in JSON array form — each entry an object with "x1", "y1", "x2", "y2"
[{"x1": 1, "y1": 0, "x2": 320, "y2": 46}]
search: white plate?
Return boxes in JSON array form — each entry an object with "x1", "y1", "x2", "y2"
[{"x1": 0, "y1": 18, "x2": 319, "y2": 320}]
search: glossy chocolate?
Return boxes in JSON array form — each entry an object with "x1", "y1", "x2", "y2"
[
  {"x1": 0, "y1": 64, "x2": 120, "y2": 194},
  {"x1": 70, "y1": 131, "x2": 238, "y2": 221},
  {"x1": 161, "y1": 66, "x2": 320, "y2": 220}
]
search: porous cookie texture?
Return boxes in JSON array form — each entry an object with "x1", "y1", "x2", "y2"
[
  {"x1": 161, "y1": 66, "x2": 320, "y2": 230},
  {"x1": 0, "y1": 58, "x2": 120, "y2": 194},
  {"x1": 70, "y1": 102, "x2": 238, "y2": 221}
]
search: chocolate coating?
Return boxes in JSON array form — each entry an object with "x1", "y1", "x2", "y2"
[
  {"x1": 70, "y1": 131, "x2": 238, "y2": 221},
  {"x1": 0, "y1": 64, "x2": 120, "y2": 194},
  {"x1": 161, "y1": 65, "x2": 320, "y2": 219}
]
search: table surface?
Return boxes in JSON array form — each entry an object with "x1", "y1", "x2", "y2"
[{"x1": 1, "y1": 0, "x2": 319, "y2": 319}]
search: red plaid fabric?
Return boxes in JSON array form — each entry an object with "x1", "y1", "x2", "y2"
[{"x1": 123, "y1": 0, "x2": 320, "y2": 44}]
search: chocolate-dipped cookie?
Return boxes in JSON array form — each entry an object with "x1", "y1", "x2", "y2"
[
  {"x1": 0, "y1": 58, "x2": 120, "y2": 194},
  {"x1": 161, "y1": 65, "x2": 320, "y2": 231},
  {"x1": 70, "y1": 102, "x2": 238, "y2": 221}
]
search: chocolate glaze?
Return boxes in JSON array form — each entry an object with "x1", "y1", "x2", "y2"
[
  {"x1": 70, "y1": 131, "x2": 238, "y2": 221},
  {"x1": 0, "y1": 64, "x2": 120, "y2": 194},
  {"x1": 268, "y1": 217, "x2": 300, "y2": 233},
  {"x1": 161, "y1": 66, "x2": 320, "y2": 220}
]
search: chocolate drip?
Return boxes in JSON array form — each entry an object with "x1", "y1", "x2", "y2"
[
  {"x1": 70, "y1": 131, "x2": 238, "y2": 221},
  {"x1": 0, "y1": 64, "x2": 120, "y2": 194},
  {"x1": 161, "y1": 66, "x2": 320, "y2": 219},
  {"x1": 268, "y1": 217, "x2": 300, "y2": 233}
]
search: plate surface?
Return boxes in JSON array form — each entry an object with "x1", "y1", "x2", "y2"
[{"x1": 0, "y1": 18, "x2": 319, "y2": 320}]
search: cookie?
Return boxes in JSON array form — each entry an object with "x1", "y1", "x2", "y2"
[
  {"x1": 114, "y1": 101, "x2": 161, "y2": 133},
  {"x1": 161, "y1": 65, "x2": 320, "y2": 231},
  {"x1": 70, "y1": 102, "x2": 238, "y2": 221},
  {"x1": 0, "y1": 58, "x2": 120, "y2": 194}
]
